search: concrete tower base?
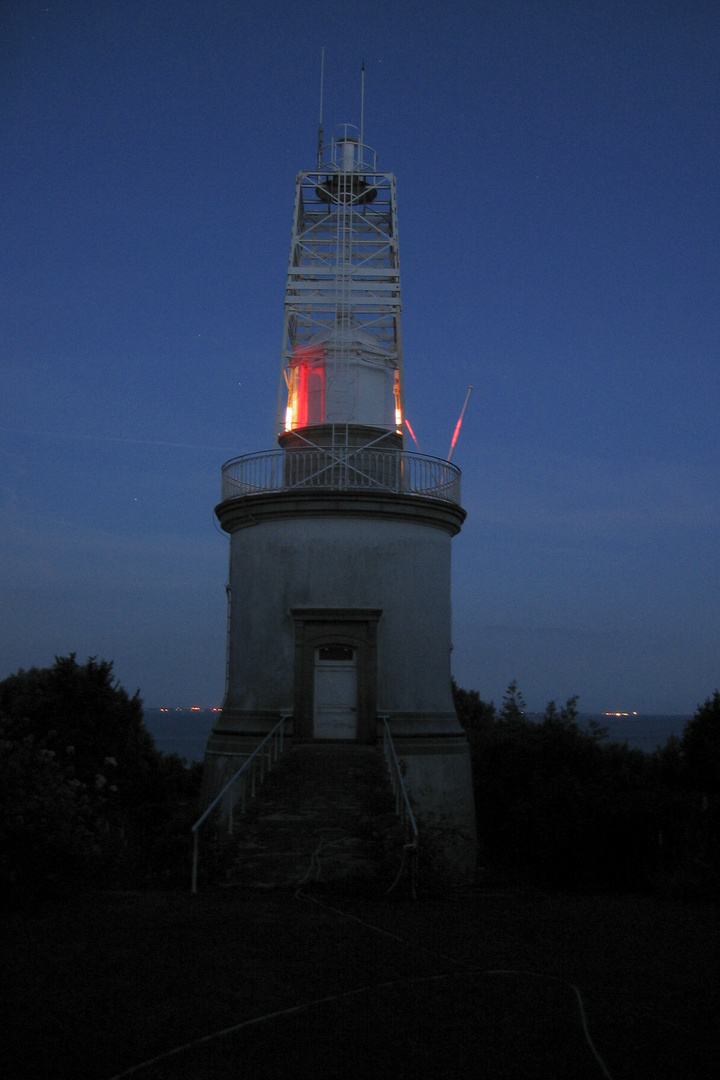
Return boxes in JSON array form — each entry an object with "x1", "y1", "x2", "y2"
[{"x1": 202, "y1": 454, "x2": 477, "y2": 883}]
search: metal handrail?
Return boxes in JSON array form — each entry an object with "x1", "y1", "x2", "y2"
[
  {"x1": 381, "y1": 717, "x2": 419, "y2": 898},
  {"x1": 191, "y1": 715, "x2": 290, "y2": 893},
  {"x1": 220, "y1": 447, "x2": 462, "y2": 506}
]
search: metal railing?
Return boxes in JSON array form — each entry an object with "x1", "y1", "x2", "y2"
[
  {"x1": 381, "y1": 718, "x2": 419, "y2": 899},
  {"x1": 221, "y1": 447, "x2": 461, "y2": 506},
  {"x1": 190, "y1": 716, "x2": 290, "y2": 893}
]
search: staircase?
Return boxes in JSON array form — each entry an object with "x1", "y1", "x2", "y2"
[{"x1": 216, "y1": 744, "x2": 405, "y2": 892}]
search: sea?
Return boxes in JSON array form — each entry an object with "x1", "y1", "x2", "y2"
[
  {"x1": 142, "y1": 708, "x2": 691, "y2": 763},
  {"x1": 531, "y1": 713, "x2": 690, "y2": 754}
]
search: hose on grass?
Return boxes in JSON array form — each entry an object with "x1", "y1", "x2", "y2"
[{"x1": 106, "y1": 838, "x2": 614, "y2": 1080}]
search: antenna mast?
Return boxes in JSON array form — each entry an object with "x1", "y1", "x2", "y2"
[
  {"x1": 447, "y1": 386, "x2": 473, "y2": 461},
  {"x1": 317, "y1": 46, "x2": 325, "y2": 168},
  {"x1": 359, "y1": 59, "x2": 365, "y2": 157}
]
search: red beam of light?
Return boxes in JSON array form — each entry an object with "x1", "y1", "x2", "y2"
[
  {"x1": 449, "y1": 416, "x2": 463, "y2": 452},
  {"x1": 405, "y1": 418, "x2": 421, "y2": 452},
  {"x1": 447, "y1": 385, "x2": 473, "y2": 461}
]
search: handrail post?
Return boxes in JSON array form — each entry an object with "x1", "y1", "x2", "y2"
[
  {"x1": 191, "y1": 829, "x2": 199, "y2": 894},
  {"x1": 380, "y1": 717, "x2": 419, "y2": 898},
  {"x1": 189, "y1": 714, "x2": 291, "y2": 892}
]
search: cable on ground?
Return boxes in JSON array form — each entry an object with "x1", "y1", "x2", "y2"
[{"x1": 106, "y1": 835, "x2": 615, "y2": 1080}]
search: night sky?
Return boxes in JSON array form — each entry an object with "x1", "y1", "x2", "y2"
[{"x1": 2, "y1": 1, "x2": 718, "y2": 714}]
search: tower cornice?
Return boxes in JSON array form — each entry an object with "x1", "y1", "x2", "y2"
[{"x1": 215, "y1": 489, "x2": 466, "y2": 536}]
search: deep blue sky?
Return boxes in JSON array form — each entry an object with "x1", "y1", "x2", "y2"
[{"x1": 2, "y1": 1, "x2": 718, "y2": 713}]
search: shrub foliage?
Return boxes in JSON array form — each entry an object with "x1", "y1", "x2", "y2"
[
  {"x1": 454, "y1": 680, "x2": 720, "y2": 897},
  {"x1": 3, "y1": 652, "x2": 717, "y2": 898},
  {"x1": 0, "y1": 655, "x2": 201, "y2": 896}
]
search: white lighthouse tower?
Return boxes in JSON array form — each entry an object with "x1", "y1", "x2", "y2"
[{"x1": 201, "y1": 121, "x2": 476, "y2": 877}]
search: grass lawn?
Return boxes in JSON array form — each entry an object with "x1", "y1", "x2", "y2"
[{"x1": 3, "y1": 885, "x2": 718, "y2": 1079}]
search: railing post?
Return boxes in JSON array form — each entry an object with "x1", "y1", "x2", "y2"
[
  {"x1": 191, "y1": 829, "x2": 199, "y2": 894},
  {"x1": 189, "y1": 713, "x2": 291, "y2": 892},
  {"x1": 381, "y1": 717, "x2": 420, "y2": 898}
]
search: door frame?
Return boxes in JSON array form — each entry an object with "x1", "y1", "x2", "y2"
[{"x1": 291, "y1": 608, "x2": 381, "y2": 743}]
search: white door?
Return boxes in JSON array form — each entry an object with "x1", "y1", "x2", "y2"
[{"x1": 313, "y1": 645, "x2": 357, "y2": 739}]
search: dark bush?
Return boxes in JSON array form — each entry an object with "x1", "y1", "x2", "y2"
[
  {"x1": 454, "y1": 679, "x2": 719, "y2": 896},
  {"x1": 0, "y1": 655, "x2": 202, "y2": 897}
]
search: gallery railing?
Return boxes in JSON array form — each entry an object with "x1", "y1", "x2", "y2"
[{"x1": 220, "y1": 448, "x2": 461, "y2": 506}]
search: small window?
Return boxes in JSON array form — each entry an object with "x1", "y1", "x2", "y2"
[{"x1": 318, "y1": 645, "x2": 354, "y2": 662}]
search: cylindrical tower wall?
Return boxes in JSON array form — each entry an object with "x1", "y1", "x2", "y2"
[
  {"x1": 220, "y1": 501, "x2": 460, "y2": 729},
  {"x1": 204, "y1": 489, "x2": 477, "y2": 880}
]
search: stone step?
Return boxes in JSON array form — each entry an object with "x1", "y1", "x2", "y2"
[{"x1": 217, "y1": 743, "x2": 405, "y2": 892}]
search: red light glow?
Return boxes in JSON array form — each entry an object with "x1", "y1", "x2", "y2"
[
  {"x1": 405, "y1": 418, "x2": 421, "y2": 451},
  {"x1": 288, "y1": 344, "x2": 325, "y2": 428},
  {"x1": 447, "y1": 385, "x2": 473, "y2": 462},
  {"x1": 449, "y1": 415, "x2": 463, "y2": 452}
]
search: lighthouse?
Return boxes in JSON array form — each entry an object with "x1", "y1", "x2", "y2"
[{"x1": 201, "y1": 121, "x2": 476, "y2": 877}]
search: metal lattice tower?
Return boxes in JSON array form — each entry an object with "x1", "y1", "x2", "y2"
[{"x1": 276, "y1": 124, "x2": 405, "y2": 445}]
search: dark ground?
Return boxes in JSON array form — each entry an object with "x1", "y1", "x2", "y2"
[{"x1": 3, "y1": 884, "x2": 718, "y2": 1080}]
